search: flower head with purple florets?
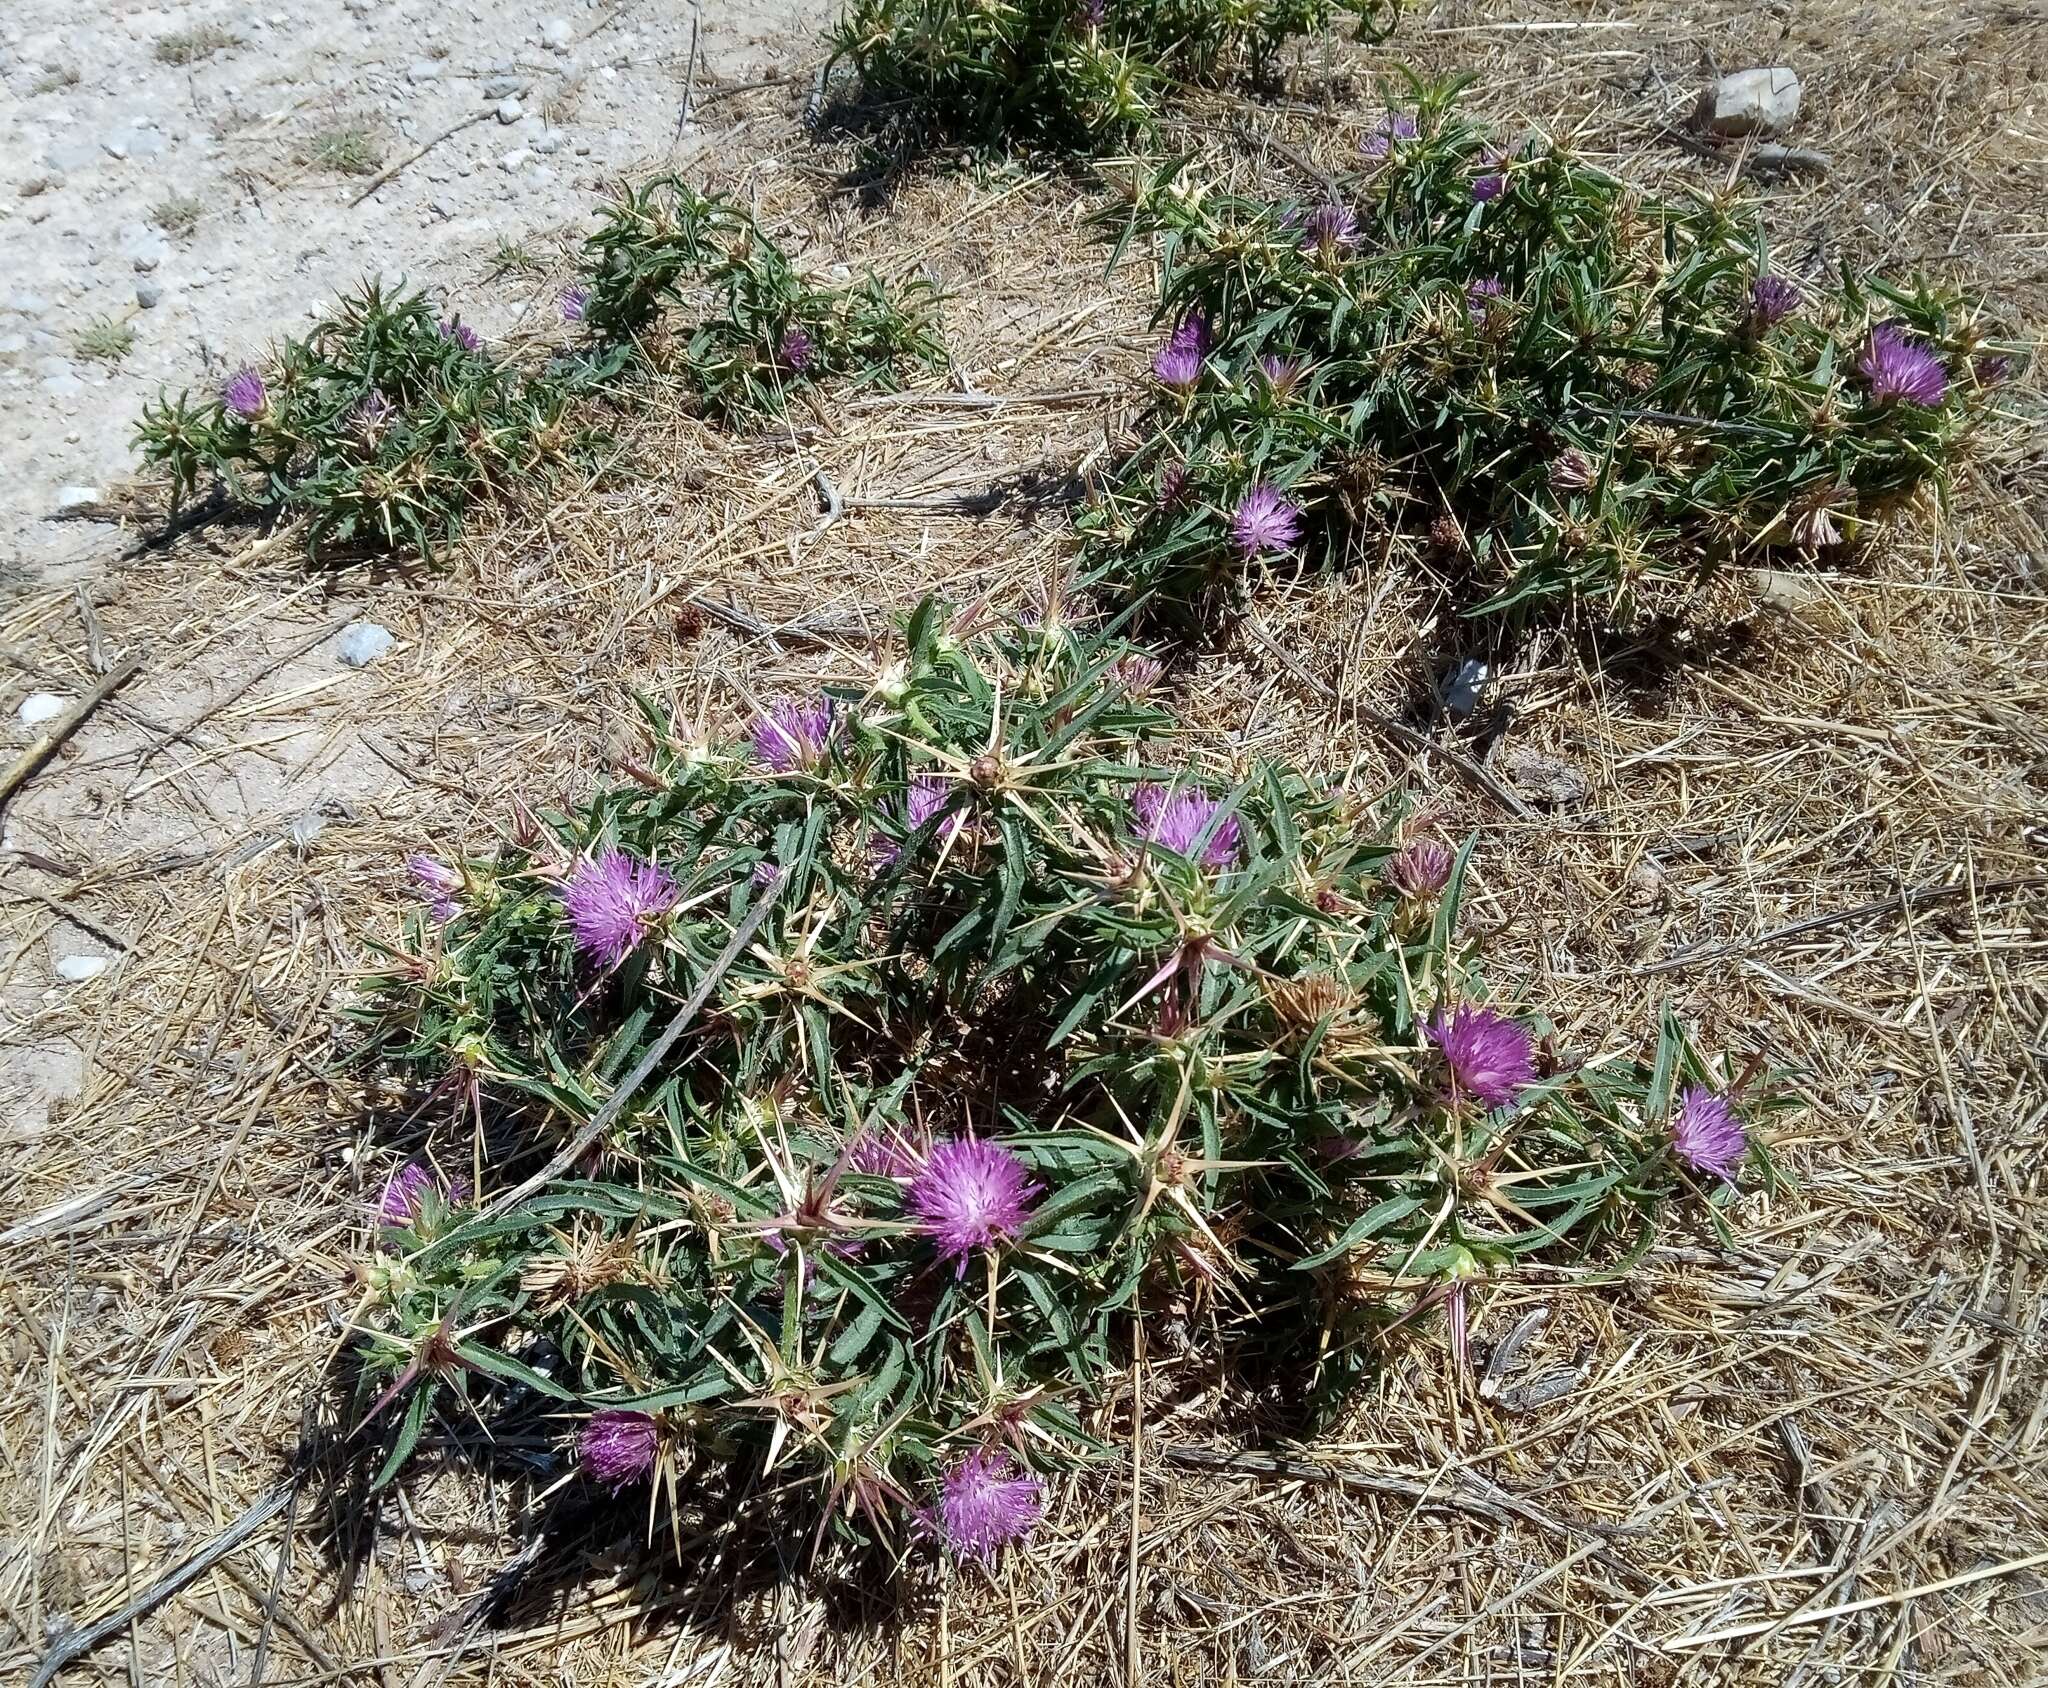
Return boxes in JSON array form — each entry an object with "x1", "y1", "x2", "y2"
[
  {"x1": 1230, "y1": 482, "x2": 1301, "y2": 558},
  {"x1": 408, "y1": 853, "x2": 461, "y2": 922},
  {"x1": 908, "y1": 1137, "x2": 1040, "y2": 1273},
  {"x1": 849, "y1": 1125, "x2": 925, "y2": 1180},
  {"x1": 875, "y1": 774, "x2": 964, "y2": 867},
  {"x1": 561, "y1": 848, "x2": 679, "y2": 969},
  {"x1": 1748, "y1": 274, "x2": 1800, "y2": 330},
  {"x1": 1132, "y1": 780, "x2": 1242, "y2": 870},
  {"x1": 1671, "y1": 1084, "x2": 1747, "y2": 1180},
  {"x1": 778, "y1": 326, "x2": 814, "y2": 372},
  {"x1": 352, "y1": 389, "x2": 395, "y2": 437},
  {"x1": 1974, "y1": 353, "x2": 2015, "y2": 388},
  {"x1": 751, "y1": 695, "x2": 837, "y2": 772},
  {"x1": 1110, "y1": 652, "x2": 1163, "y2": 698},
  {"x1": 1301, "y1": 201, "x2": 1360, "y2": 257},
  {"x1": 579, "y1": 1409, "x2": 659, "y2": 1489},
  {"x1": 1426, "y1": 1003, "x2": 1537, "y2": 1111},
  {"x1": 1388, "y1": 838, "x2": 1453, "y2": 900},
  {"x1": 1857, "y1": 323, "x2": 1947, "y2": 407},
  {"x1": 560, "y1": 286, "x2": 590, "y2": 324},
  {"x1": 922, "y1": 1449, "x2": 1044, "y2": 1560},
  {"x1": 438, "y1": 317, "x2": 483, "y2": 354},
  {"x1": 1152, "y1": 313, "x2": 1211, "y2": 391},
  {"x1": 1360, "y1": 110, "x2": 1418, "y2": 159},
  {"x1": 223, "y1": 367, "x2": 267, "y2": 418},
  {"x1": 1466, "y1": 276, "x2": 1505, "y2": 319},
  {"x1": 379, "y1": 1158, "x2": 466, "y2": 1225},
  {"x1": 1155, "y1": 461, "x2": 1190, "y2": 511},
  {"x1": 1472, "y1": 154, "x2": 1507, "y2": 202},
  {"x1": 1256, "y1": 354, "x2": 1305, "y2": 400}
]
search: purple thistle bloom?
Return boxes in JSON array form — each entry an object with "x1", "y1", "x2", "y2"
[
  {"x1": 1155, "y1": 461, "x2": 1190, "y2": 511},
  {"x1": 222, "y1": 367, "x2": 267, "y2": 418},
  {"x1": 1360, "y1": 110, "x2": 1418, "y2": 159},
  {"x1": 1974, "y1": 353, "x2": 2014, "y2": 387},
  {"x1": 1132, "y1": 780, "x2": 1242, "y2": 870},
  {"x1": 1388, "y1": 839, "x2": 1453, "y2": 899},
  {"x1": 1256, "y1": 354, "x2": 1305, "y2": 399},
  {"x1": 1230, "y1": 482, "x2": 1302, "y2": 558},
  {"x1": 751, "y1": 695, "x2": 837, "y2": 772},
  {"x1": 352, "y1": 389, "x2": 395, "y2": 435},
  {"x1": 560, "y1": 286, "x2": 590, "y2": 324},
  {"x1": 1466, "y1": 276, "x2": 1505, "y2": 318},
  {"x1": 438, "y1": 317, "x2": 483, "y2": 354},
  {"x1": 778, "y1": 326, "x2": 815, "y2": 372},
  {"x1": 1152, "y1": 329, "x2": 1204, "y2": 391},
  {"x1": 1472, "y1": 154, "x2": 1507, "y2": 203},
  {"x1": 561, "y1": 848, "x2": 679, "y2": 968},
  {"x1": 379, "y1": 1157, "x2": 465, "y2": 1225},
  {"x1": 875, "y1": 774, "x2": 964, "y2": 867},
  {"x1": 750, "y1": 858, "x2": 781, "y2": 889},
  {"x1": 1425, "y1": 1003, "x2": 1537, "y2": 1111},
  {"x1": 1749, "y1": 274, "x2": 1800, "y2": 329},
  {"x1": 408, "y1": 853, "x2": 461, "y2": 922},
  {"x1": 925, "y1": 1449, "x2": 1044, "y2": 1561},
  {"x1": 1074, "y1": 0, "x2": 1106, "y2": 29},
  {"x1": 1301, "y1": 201, "x2": 1360, "y2": 256},
  {"x1": 849, "y1": 1126, "x2": 924, "y2": 1180},
  {"x1": 908, "y1": 1137, "x2": 1040, "y2": 1270},
  {"x1": 1857, "y1": 323, "x2": 1948, "y2": 407},
  {"x1": 579, "y1": 1409, "x2": 659, "y2": 1488},
  {"x1": 1109, "y1": 652, "x2": 1163, "y2": 697},
  {"x1": 1548, "y1": 448, "x2": 1597, "y2": 493},
  {"x1": 1671, "y1": 1084, "x2": 1747, "y2": 1180}
]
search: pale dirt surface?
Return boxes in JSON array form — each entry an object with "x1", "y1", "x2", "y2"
[{"x1": 1, "y1": 0, "x2": 828, "y2": 584}]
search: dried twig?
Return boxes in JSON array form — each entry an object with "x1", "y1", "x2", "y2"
[
  {"x1": 0, "y1": 653, "x2": 142, "y2": 814},
  {"x1": 350, "y1": 110, "x2": 496, "y2": 207}
]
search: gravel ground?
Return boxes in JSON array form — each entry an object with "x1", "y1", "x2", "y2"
[{"x1": 0, "y1": 0, "x2": 825, "y2": 588}]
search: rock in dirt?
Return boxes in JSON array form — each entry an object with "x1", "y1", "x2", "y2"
[
  {"x1": 496, "y1": 96, "x2": 524, "y2": 124},
  {"x1": 541, "y1": 16, "x2": 573, "y2": 48},
  {"x1": 1696, "y1": 68, "x2": 1803, "y2": 138},
  {"x1": 53, "y1": 485, "x2": 100, "y2": 513},
  {"x1": 1504, "y1": 748, "x2": 1589, "y2": 810},
  {"x1": 18, "y1": 690, "x2": 70, "y2": 725},
  {"x1": 337, "y1": 621, "x2": 396, "y2": 667},
  {"x1": 55, "y1": 954, "x2": 110, "y2": 983},
  {"x1": 136, "y1": 281, "x2": 163, "y2": 309}
]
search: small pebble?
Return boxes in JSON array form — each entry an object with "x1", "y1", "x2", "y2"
[
  {"x1": 56, "y1": 955, "x2": 110, "y2": 983},
  {"x1": 541, "y1": 16, "x2": 573, "y2": 48},
  {"x1": 495, "y1": 97, "x2": 523, "y2": 124},
  {"x1": 53, "y1": 485, "x2": 99, "y2": 512},
  {"x1": 337, "y1": 621, "x2": 396, "y2": 667},
  {"x1": 136, "y1": 281, "x2": 163, "y2": 309},
  {"x1": 406, "y1": 60, "x2": 442, "y2": 83},
  {"x1": 19, "y1": 690, "x2": 70, "y2": 725}
]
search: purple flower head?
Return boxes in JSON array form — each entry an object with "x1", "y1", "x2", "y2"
[
  {"x1": 408, "y1": 853, "x2": 461, "y2": 922},
  {"x1": 1256, "y1": 354, "x2": 1305, "y2": 399},
  {"x1": 1074, "y1": 0, "x2": 1106, "y2": 28},
  {"x1": 908, "y1": 1137, "x2": 1040, "y2": 1270},
  {"x1": 1388, "y1": 838, "x2": 1453, "y2": 899},
  {"x1": 438, "y1": 316, "x2": 483, "y2": 354},
  {"x1": 1792, "y1": 502, "x2": 1840, "y2": 550},
  {"x1": 1230, "y1": 482, "x2": 1302, "y2": 558},
  {"x1": 379, "y1": 1157, "x2": 465, "y2": 1225},
  {"x1": 778, "y1": 326, "x2": 815, "y2": 372},
  {"x1": 1109, "y1": 652, "x2": 1164, "y2": 697},
  {"x1": 1425, "y1": 1003, "x2": 1537, "y2": 1111},
  {"x1": 849, "y1": 1125, "x2": 924, "y2": 1180},
  {"x1": 579, "y1": 1409, "x2": 659, "y2": 1488},
  {"x1": 1749, "y1": 274, "x2": 1800, "y2": 329},
  {"x1": 751, "y1": 695, "x2": 837, "y2": 772},
  {"x1": 1132, "y1": 780, "x2": 1242, "y2": 870},
  {"x1": 1974, "y1": 353, "x2": 2014, "y2": 388},
  {"x1": 924, "y1": 1449, "x2": 1044, "y2": 1561},
  {"x1": 1671, "y1": 1084, "x2": 1747, "y2": 1180},
  {"x1": 1472, "y1": 155, "x2": 1507, "y2": 203},
  {"x1": 560, "y1": 286, "x2": 590, "y2": 324},
  {"x1": 223, "y1": 367, "x2": 267, "y2": 418},
  {"x1": 1548, "y1": 448, "x2": 1597, "y2": 493},
  {"x1": 1360, "y1": 110, "x2": 1418, "y2": 159},
  {"x1": 750, "y1": 857, "x2": 781, "y2": 889},
  {"x1": 1302, "y1": 201, "x2": 1360, "y2": 256},
  {"x1": 875, "y1": 774, "x2": 965, "y2": 867},
  {"x1": 561, "y1": 848, "x2": 679, "y2": 969},
  {"x1": 1466, "y1": 276, "x2": 1505, "y2": 318},
  {"x1": 1155, "y1": 461, "x2": 1190, "y2": 511},
  {"x1": 1152, "y1": 317, "x2": 1209, "y2": 391},
  {"x1": 352, "y1": 389, "x2": 395, "y2": 436},
  {"x1": 1857, "y1": 323, "x2": 1947, "y2": 407}
]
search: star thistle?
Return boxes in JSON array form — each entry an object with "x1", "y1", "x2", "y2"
[{"x1": 561, "y1": 848, "x2": 679, "y2": 968}]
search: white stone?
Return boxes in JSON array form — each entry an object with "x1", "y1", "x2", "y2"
[
  {"x1": 56, "y1": 954, "x2": 109, "y2": 982},
  {"x1": 18, "y1": 690, "x2": 69, "y2": 725},
  {"x1": 541, "y1": 16, "x2": 572, "y2": 48},
  {"x1": 337, "y1": 621, "x2": 396, "y2": 667},
  {"x1": 54, "y1": 485, "x2": 99, "y2": 511},
  {"x1": 495, "y1": 97, "x2": 523, "y2": 123},
  {"x1": 406, "y1": 60, "x2": 442, "y2": 83},
  {"x1": 1697, "y1": 67, "x2": 1803, "y2": 138}
]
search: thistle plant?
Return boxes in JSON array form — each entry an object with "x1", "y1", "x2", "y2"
[
  {"x1": 133, "y1": 281, "x2": 601, "y2": 557},
  {"x1": 826, "y1": 0, "x2": 1403, "y2": 150},
  {"x1": 1079, "y1": 75, "x2": 2021, "y2": 624},
  {"x1": 572, "y1": 176, "x2": 944, "y2": 419},
  {"x1": 349, "y1": 600, "x2": 1779, "y2": 1547}
]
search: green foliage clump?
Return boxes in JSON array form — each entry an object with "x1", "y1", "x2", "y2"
[
  {"x1": 348, "y1": 602, "x2": 1764, "y2": 1529},
  {"x1": 574, "y1": 176, "x2": 944, "y2": 419},
  {"x1": 827, "y1": 0, "x2": 1402, "y2": 150},
  {"x1": 1079, "y1": 76, "x2": 2020, "y2": 626},
  {"x1": 133, "y1": 282, "x2": 601, "y2": 557}
]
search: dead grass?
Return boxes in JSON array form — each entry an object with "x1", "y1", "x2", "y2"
[
  {"x1": 153, "y1": 23, "x2": 241, "y2": 67},
  {"x1": 2, "y1": 1, "x2": 2043, "y2": 1684}
]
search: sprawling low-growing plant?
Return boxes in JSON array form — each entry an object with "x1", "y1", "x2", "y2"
[
  {"x1": 351, "y1": 601, "x2": 1772, "y2": 1555},
  {"x1": 570, "y1": 176, "x2": 944, "y2": 419},
  {"x1": 826, "y1": 0, "x2": 1402, "y2": 150},
  {"x1": 134, "y1": 281, "x2": 603, "y2": 557},
  {"x1": 1078, "y1": 75, "x2": 2022, "y2": 624}
]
